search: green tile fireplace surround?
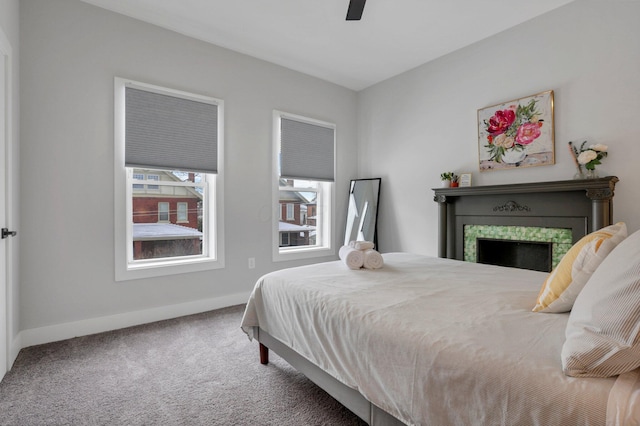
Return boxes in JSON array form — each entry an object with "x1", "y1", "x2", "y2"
[
  {"x1": 432, "y1": 176, "x2": 618, "y2": 264},
  {"x1": 463, "y1": 225, "x2": 572, "y2": 269}
]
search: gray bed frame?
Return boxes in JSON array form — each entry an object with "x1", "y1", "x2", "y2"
[
  {"x1": 254, "y1": 176, "x2": 619, "y2": 425},
  {"x1": 256, "y1": 328, "x2": 404, "y2": 425}
]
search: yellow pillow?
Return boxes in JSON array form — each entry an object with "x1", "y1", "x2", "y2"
[{"x1": 532, "y1": 222, "x2": 627, "y2": 313}]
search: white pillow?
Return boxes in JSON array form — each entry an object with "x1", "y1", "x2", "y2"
[{"x1": 562, "y1": 228, "x2": 640, "y2": 377}]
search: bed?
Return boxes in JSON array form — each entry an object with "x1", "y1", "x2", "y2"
[{"x1": 241, "y1": 251, "x2": 640, "y2": 425}]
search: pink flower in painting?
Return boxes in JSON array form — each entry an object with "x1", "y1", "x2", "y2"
[
  {"x1": 486, "y1": 109, "x2": 516, "y2": 135},
  {"x1": 515, "y1": 122, "x2": 541, "y2": 145}
]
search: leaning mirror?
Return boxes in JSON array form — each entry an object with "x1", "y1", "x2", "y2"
[{"x1": 344, "y1": 178, "x2": 381, "y2": 248}]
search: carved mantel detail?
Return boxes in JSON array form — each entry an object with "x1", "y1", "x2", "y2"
[
  {"x1": 586, "y1": 188, "x2": 615, "y2": 201},
  {"x1": 493, "y1": 201, "x2": 531, "y2": 213}
]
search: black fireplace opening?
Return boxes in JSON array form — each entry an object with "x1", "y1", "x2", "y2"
[{"x1": 476, "y1": 238, "x2": 553, "y2": 272}]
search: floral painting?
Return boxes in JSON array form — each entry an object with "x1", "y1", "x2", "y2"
[{"x1": 477, "y1": 90, "x2": 554, "y2": 172}]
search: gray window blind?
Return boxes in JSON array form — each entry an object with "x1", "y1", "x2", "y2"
[
  {"x1": 280, "y1": 117, "x2": 335, "y2": 182},
  {"x1": 125, "y1": 87, "x2": 218, "y2": 173}
]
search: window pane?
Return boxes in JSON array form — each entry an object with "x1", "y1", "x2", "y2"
[
  {"x1": 132, "y1": 173, "x2": 144, "y2": 190},
  {"x1": 278, "y1": 180, "x2": 318, "y2": 248},
  {"x1": 177, "y1": 202, "x2": 188, "y2": 221},
  {"x1": 147, "y1": 174, "x2": 160, "y2": 190},
  {"x1": 158, "y1": 202, "x2": 169, "y2": 221},
  {"x1": 131, "y1": 168, "x2": 204, "y2": 261}
]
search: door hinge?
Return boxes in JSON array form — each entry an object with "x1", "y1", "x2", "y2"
[{"x1": 1, "y1": 228, "x2": 17, "y2": 239}]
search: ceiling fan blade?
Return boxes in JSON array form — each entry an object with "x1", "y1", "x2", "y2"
[{"x1": 346, "y1": 0, "x2": 366, "y2": 21}]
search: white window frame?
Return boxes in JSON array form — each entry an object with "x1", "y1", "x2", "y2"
[
  {"x1": 272, "y1": 110, "x2": 335, "y2": 262},
  {"x1": 114, "y1": 77, "x2": 225, "y2": 281}
]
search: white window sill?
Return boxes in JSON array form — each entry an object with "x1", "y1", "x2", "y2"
[
  {"x1": 116, "y1": 256, "x2": 224, "y2": 281},
  {"x1": 273, "y1": 246, "x2": 334, "y2": 262}
]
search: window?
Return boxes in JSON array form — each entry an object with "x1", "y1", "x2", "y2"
[
  {"x1": 147, "y1": 174, "x2": 160, "y2": 190},
  {"x1": 273, "y1": 111, "x2": 335, "y2": 261},
  {"x1": 114, "y1": 77, "x2": 225, "y2": 280},
  {"x1": 133, "y1": 173, "x2": 159, "y2": 191},
  {"x1": 157, "y1": 202, "x2": 169, "y2": 222},
  {"x1": 132, "y1": 173, "x2": 144, "y2": 190},
  {"x1": 177, "y1": 202, "x2": 188, "y2": 222},
  {"x1": 130, "y1": 169, "x2": 205, "y2": 261}
]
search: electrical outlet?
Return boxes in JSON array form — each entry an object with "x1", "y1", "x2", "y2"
[{"x1": 248, "y1": 257, "x2": 255, "y2": 269}]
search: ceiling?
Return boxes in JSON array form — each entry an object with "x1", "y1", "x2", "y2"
[{"x1": 80, "y1": 0, "x2": 575, "y2": 91}]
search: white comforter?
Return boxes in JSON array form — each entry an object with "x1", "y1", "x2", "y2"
[{"x1": 241, "y1": 253, "x2": 640, "y2": 425}]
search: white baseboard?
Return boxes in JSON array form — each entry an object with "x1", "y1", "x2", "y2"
[
  {"x1": 17, "y1": 292, "x2": 251, "y2": 351},
  {"x1": 8, "y1": 333, "x2": 21, "y2": 373}
]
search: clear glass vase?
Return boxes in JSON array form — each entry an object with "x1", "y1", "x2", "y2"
[
  {"x1": 585, "y1": 169, "x2": 599, "y2": 179},
  {"x1": 573, "y1": 168, "x2": 599, "y2": 179}
]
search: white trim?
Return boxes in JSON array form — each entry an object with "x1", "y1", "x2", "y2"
[
  {"x1": 0, "y1": 26, "x2": 15, "y2": 375},
  {"x1": 124, "y1": 80, "x2": 218, "y2": 106},
  {"x1": 18, "y1": 292, "x2": 250, "y2": 349},
  {"x1": 277, "y1": 110, "x2": 335, "y2": 130},
  {"x1": 9, "y1": 332, "x2": 20, "y2": 370},
  {"x1": 114, "y1": 77, "x2": 225, "y2": 281}
]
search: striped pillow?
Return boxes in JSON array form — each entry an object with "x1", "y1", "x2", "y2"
[
  {"x1": 562, "y1": 228, "x2": 640, "y2": 377},
  {"x1": 532, "y1": 222, "x2": 627, "y2": 313}
]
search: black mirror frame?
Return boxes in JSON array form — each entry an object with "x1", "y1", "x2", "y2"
[{"x1": 344, "y1": 178, "x2": 381, "y2": 249}]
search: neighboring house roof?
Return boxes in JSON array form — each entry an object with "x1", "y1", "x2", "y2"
[
  {"x1": 133, "y1": 223, "x2": 203, "y2": 241},
  {"x1": 133, "y1": 169, "x2": 203, "y2": 200},
  {"x1": 278, "y1": 222, "x2": 315, "y2": 233},
  {"x1": 279, "y1": 190, "x2": 311, "y2": 203},
  {"x1": 278, "y1": 178, "x2": 316, "y2": 204}
]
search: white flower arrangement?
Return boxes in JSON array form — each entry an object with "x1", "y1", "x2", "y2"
[
  {"x1": 569, "y1": 141, "x2": 608, "y2": 175},
  {"x1": 576, "y1": 142, "x2": 608, "y2": 171}
]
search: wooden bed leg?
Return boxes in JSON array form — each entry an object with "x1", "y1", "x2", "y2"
[{"x1": 259, "y1": 343, "x2": 269, "y2": 365}]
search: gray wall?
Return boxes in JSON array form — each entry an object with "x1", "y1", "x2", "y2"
[
  {"x1": 358, "y1": 0, "x2": 640, "y2": 255},
  {"x1": 19, "y1": 0, "x2": 358, "y2": 332}
]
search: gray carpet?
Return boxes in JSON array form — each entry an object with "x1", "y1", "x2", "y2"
[{"x1": 0, "y1": 305, "x2": 367, "y2": 426}]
